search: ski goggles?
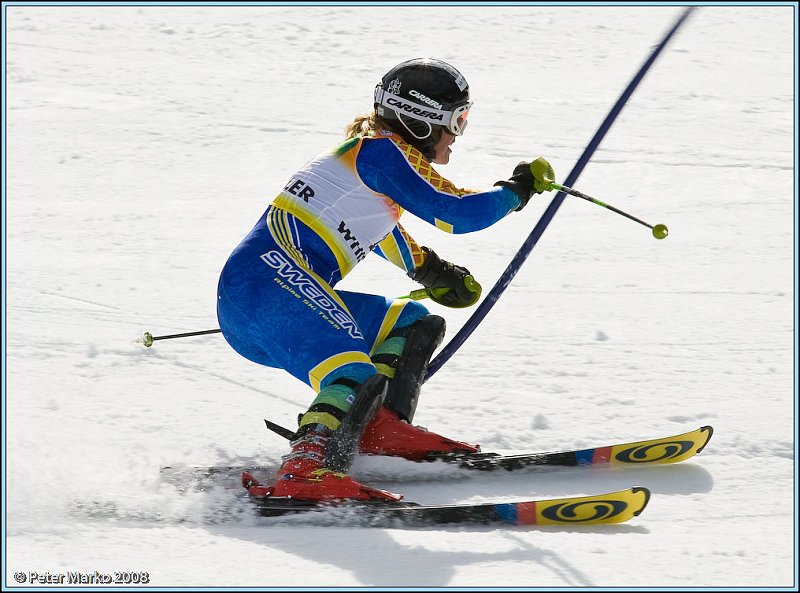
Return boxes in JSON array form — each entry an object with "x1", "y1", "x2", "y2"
[
  {"x1": 448, "y1": 102, "x2": 471, "y2": 136},
  {"x1": 375, "y1": 87, "x2": 473, "y2": 136}
]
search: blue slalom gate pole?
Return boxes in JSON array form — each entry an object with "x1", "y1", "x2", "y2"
[{"x1": 424, "y1": 7, "x2": 696, "y2": 382}]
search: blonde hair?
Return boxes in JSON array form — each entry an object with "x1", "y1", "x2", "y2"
[{"x1": 344, "y1": 112, "x2": 391, "y2": 139}]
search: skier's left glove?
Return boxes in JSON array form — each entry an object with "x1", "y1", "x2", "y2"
[
  {"x1": 494, "y1": 156, "x2": 555, "y2": 211},
  {"x1": 410, "y1": 247, "x2": 482, "y2": 308}
]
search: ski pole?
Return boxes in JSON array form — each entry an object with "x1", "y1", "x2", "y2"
[
  {"x1": 550, "y1": 181, "x2": 668, "y2": 240},
  {"x1": 396, "y1": 275, "x2": 481, "y2": 305},
  {"x1": 397, "y1": 288, "x2": 444, "y2": 301},
  {"x1": 135, "y1": 328, "x2": 222, "y2": 348},
  {"x1": 135, "y1": 282, "x2": 478, "y2": 347},
  {"x1": 529, "y1": 158, "x2": 668, "y2": 240}
]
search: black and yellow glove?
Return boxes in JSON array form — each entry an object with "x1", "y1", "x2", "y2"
[{"x1": 409, "y1": 247, "x2": 482, "y2": 308}]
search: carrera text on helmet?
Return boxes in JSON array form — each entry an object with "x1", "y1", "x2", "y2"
[
  {"x1": 385, "y1": 97, "x2": 444, "y2": 121},
  {"x1": 409, "y1": 89, "x2": 443, "y2": 109}
]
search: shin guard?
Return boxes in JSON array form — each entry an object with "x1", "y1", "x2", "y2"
[{"x1": 372, "y1": 315, "x2": 446, "y2": 423}]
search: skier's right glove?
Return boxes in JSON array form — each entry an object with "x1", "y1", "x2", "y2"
[
  {"x1": 409, "y1": 247, "x2": 482, "y2": 308},
  {"x1": 494, "y1": 156, "x2": 555, "y2": 211}
]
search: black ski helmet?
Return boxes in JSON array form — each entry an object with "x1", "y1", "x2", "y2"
[{"x1": 373, "y1": 58, "x2": 471, "y2": 160}]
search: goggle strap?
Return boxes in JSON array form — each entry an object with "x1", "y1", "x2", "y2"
[{"x1": 376, "y1": 87, "x2": 462, "y2": 131}]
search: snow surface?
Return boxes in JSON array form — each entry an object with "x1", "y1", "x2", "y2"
[{"x1": 3, "y1": 4, "x2": 797, "y2": 590}]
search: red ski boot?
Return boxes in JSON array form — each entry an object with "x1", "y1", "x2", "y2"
[
  {"x1": 359, "y1": 407, "x2": 480, "y2": 461},
  {"x1": 245, "y1": 424, "x2": 402, "y2": 502}
]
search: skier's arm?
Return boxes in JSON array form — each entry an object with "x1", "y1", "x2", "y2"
[
  {"x1": 373, "y1": 222, "x2": 426, "y2": 274},
  {"x1": 373, "y1": 221, "x2": 481, "y2": 308},
  {"x1": 356, "y1": 137, "x2": 522, "y2": 234}
]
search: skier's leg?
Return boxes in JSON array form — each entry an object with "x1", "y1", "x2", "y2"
[
  {"x1": 335, "y1": 292, "x2": 429, "y2": 419},
  {"x1": 337, "y1": 292, "x2": 480, "y2": 460},
  {"x1": 371, "y1": 313, "x2": 446, "y2": 422},
  {"x1": 218, "y1": 232, "x2": 399, "y2": 501}
]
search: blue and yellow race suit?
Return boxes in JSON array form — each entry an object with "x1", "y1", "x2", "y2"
[{"x1": 217, "y1": 129, "x2": 522, "y2": 428}]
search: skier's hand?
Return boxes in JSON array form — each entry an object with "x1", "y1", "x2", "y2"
[
  {"x1": 409, "y1": 247, "x2": 482, "y2": 308},
  {"x1": 494, "y1": 156, "x2": 555, "y2": 211}
]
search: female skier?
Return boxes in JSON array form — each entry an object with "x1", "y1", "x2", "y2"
[{"x1": 217, "y1": 58, "x2": 554, "y2": 502}]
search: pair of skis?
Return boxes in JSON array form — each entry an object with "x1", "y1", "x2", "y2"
[{"x1": 235, "y1": 425, "x2": 713, "y2": 527}]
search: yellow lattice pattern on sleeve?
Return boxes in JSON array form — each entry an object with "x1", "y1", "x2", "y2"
[
  {"x1": 387, "y1": 134, "x2": 475, "y2": 198},
  {"x1": 397, "y1": 224, "x2": 426, "y2": 268}
]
